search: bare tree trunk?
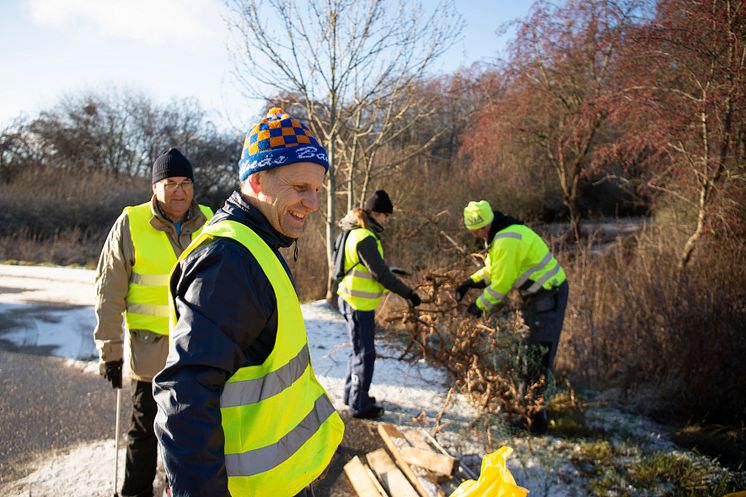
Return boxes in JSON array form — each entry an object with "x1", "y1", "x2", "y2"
[
  {"x1": 325, "y1": 136, "x2": 337, "y2": 302},
  {"x1": 679, "y1": 189, "x2": 706, "y2": 268}
]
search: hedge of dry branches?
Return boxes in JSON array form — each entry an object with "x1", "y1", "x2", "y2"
[{"x1": 379, "y1": 271, "x2": 565, "y2": 429}]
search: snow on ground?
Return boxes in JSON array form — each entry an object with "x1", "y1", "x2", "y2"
[
  {"x1": 4, "y1": 440, "x2": 127, "y2": 497},
  {"x1": 0, "y1": 263, "x2": 480, "y2": 497},
  {"x1": 0, "y1": 264, "x2": 735, "y2": 497}
]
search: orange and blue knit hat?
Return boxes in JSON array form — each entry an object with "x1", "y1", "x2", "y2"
[{"x1": 238, "y1": 107, "x2": 329, "y2": 181}]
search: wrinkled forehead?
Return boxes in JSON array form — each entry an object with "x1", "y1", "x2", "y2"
[{"x1": 270, "y1": 162, "x2": 326, "y2": 185}]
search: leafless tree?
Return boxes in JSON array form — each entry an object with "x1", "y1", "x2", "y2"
[
  {"x1": 225, "y1": 0, "x2": 463, "y2": 293},
  {"x1": 1, "y1": 89, "x2": 237, "y2": 199},
  {"x1": 615, "y1": 0, "x2": 746, "y2": 267}
]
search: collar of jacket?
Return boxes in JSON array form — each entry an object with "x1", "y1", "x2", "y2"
[
  {"x1": 210, "y1": 191, "x2": 295, "y2": 251},
  {"x1": 486, "y1": 210, "x2": 524, "y2": 245},
  {"x1": 363, "y1": 212, "x2": 384, "y2": 236}
]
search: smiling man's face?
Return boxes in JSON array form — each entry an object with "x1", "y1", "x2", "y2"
[{"x1": 248, "y1": 162, "x2": 326, "y2": 239}]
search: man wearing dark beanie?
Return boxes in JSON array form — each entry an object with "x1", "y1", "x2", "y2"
[
  {"x1": 336, "y1": 189, "x2": 421, "y2": 419},
  {"x1": 93, "y1": 147, "x2": 213, "y2": 497}
]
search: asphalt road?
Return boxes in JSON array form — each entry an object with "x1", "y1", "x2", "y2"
[
  {"x1": 0, "y1": 342, "x2": 379, "y2": 497},
  {"x1": 0, "y1": 262, "x2": 381, "y2": 496},
  {"x1": 0, "y1": 348, "x2": 128, "y2": 486}
]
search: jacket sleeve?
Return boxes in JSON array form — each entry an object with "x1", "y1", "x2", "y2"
[
  {"x1": 153, "y1": 239, "x2": 277, "y2": 497},
  {"x1": 93, "y1": 211, "x2": 133, "y2": 365},
  {"x1": 357, "y1": 235, "x2": 413, "y2": 298},
  {"x1": 468, "y1": 259, "x2": 491, "y2": 287},
  {"x1": 476, "y1": 238, "x2": 522, "y2": 312}
]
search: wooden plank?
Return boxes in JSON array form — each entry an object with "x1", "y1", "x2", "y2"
[
  {"x1": 418, "y1": 429, "x2": 452, "y2": 457},
  {"x1": 366, "y1": 463, "x2": 391, "y2": 497},
  {"x1": 402, "y1": 429, "x2": 432, "y2": 450},
  {"x1": 399, "y1": 446, "x2": 457, "y2": 477},
  {"x1": 377, "y1": 424, "x2": 443, "y2": 497},
  {"x1": 344, "y1": 456, "x2": 389, "y2": 497},
  {"x1": 366, "y1": 449, "x2": 420, "y2": 497},
  {"x1": 420, "y1": 429, "x2": 478, "y2": 481}
]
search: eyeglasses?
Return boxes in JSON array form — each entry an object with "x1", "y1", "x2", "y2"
[{"x1": 161, "y1": 179, "x2": 193, "y2": 192}]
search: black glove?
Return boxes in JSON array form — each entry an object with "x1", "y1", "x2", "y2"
[
  {"x1": 466, "y1": 302, "x2": 482, "y2": 318},
  {"x1": 408, "y1": 292, "x2": 421, "y2": 307},
  {"x1": 455, "y1": 279, "x2": 474, "y2": 302},
  {"x1": 102, "y1": 359, "x2": 123, "y2": 389}
]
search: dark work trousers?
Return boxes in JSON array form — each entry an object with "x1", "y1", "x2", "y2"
[
  {"x1": 121, "y1": 379, "x2": 158, "y2": 497},
  {"x1": 522, "y1": 281, "x2": 570, "y2": 373},
  {"x1": 520, "y1": 281, "x2": 570, "y2": 398},
  {"x1": 339, "y1": 296, "x2": 377, "y2": 415}
]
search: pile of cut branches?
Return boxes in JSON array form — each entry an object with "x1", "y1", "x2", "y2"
[{"x1": 379, "y1": 271, "x2": 555, "y2": 429}]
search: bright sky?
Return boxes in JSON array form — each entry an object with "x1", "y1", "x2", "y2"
[{"x1": 0, "y1": 0, "x2": 534, "y2": 132}]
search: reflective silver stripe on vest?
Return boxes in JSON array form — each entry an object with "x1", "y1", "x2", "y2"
[
  {"x1": 349, "y1": 269, "x2": 375, "y2": 281},
  {"x1": 338, "y1": 283, "x2": 383, "y2": 300},
  {"x1": 494, "y1": 232, "x2": 522, "y2": 241},
  {"x1": 130, "y1": 272, "x2": 170, "y2": 286},
  {"x1": 514, "y1": 252, "x2": 553, "y2": 289},
  {"x1": 221, "y1": 345, "x2": 310, "y2": 408},
  {"x1": 479, "y1": 286, "x2": 507, "y2": 311},
  {"x1": 526, "y1": 262, "x2": 561, "y2": 293},
  {"x1": 224, "y1": 394, "x2": 336, "y2": 477},
  {"x1": 125, "y1": 302, "x2": 169, "y2": 317}
]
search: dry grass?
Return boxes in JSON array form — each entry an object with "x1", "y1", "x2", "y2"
[
  {"x1": 559, "y1": 226, "x2": 746, "y2": 424},
  {"x1": 3, "y1": 164, "x2": 744, "y2": 428},
  {"x1": 0, "y1": 166, "x2": 150, "y2": 265}
]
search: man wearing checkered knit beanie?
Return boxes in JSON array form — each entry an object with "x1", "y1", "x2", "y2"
[{"x1": 154, "y1": 107, "x2": 343, "y2": 497}]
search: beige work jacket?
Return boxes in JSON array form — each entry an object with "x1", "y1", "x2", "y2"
[{"x1": 93, "y1": 196, "x2": 210, "y2": 382}]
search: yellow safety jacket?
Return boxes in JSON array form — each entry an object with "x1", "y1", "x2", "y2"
[
  {"x1": 470, "y1": 224, "x2": 566, "y2": 313},
  {"x1": 172, "y1": 219, "x2": 344, "y2": 497},
  {"x1": 124, "y1": 202, "x2": 212, "y2": 335},
  {"x1": 337, "y1": 227, "x2": 386, "y2": 311}
]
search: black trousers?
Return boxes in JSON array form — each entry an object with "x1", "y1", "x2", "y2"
[
  {"x1": 519, "y1": 281, "x2": 570, "y2": 405},
  {"x1": 121, "y1": 379, "x2": 158, "y2": 497},
  {"x1": 521, "y1": 280, "x2": 570, "y2": 372}
]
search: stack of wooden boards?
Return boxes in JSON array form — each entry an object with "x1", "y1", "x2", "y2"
[{"x1": 343, "y1": 423, "x2": 479, "y2": 497}]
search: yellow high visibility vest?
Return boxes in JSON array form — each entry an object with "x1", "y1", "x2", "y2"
[
  {"x1": 172, "y1": 219, "x2": 344, "y2": 497},
  {"x1": 124, "y1": 202, "x2": 212, "y2": 335},
  {"x1": 470, "y1": 224, "x2": 566, "y2": 313},
  {"x1": 337, "y1": 227, "x2": 385, "y2": 311}
]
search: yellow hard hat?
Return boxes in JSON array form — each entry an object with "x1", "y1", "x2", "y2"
[{"x1": 463, "y1": 200, "x2": 494, "y2": 230}]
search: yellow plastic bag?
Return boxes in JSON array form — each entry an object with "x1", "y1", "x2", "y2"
[{"x1": 449, "y1": 446, "x2": 529, "y2": 497}]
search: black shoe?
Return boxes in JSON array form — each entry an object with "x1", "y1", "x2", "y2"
[
  {"x1": 352, "y1": 404, "x2": 384, "y2": 419},
  {"x1": 529, "y1": 410, "x2": 548, "y2": 435}
]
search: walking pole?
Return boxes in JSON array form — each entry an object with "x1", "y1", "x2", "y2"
[{"x1": 113, "y1": 387, "x2": 122, "y2": 497}]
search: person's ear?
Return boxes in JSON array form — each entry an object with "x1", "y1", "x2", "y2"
[
  {"x1": 151, "y1": 182, "x2": 158, "y2": 196},
  {"x1": 246, "y1": 172, "x2": 264, "y2": 194}
]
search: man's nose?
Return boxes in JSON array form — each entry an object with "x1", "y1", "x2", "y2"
[{"x1": 302, "y1": 190, "x2": 319, "y2": 212}]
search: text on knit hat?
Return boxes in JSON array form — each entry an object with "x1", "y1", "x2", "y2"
[{"x1": 463, "y1": 200, "x2": 494, "y2": 230}]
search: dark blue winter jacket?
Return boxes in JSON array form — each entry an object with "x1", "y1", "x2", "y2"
[{"x1": 153, "y1": 191, "x2": 295, "y2": 497}]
